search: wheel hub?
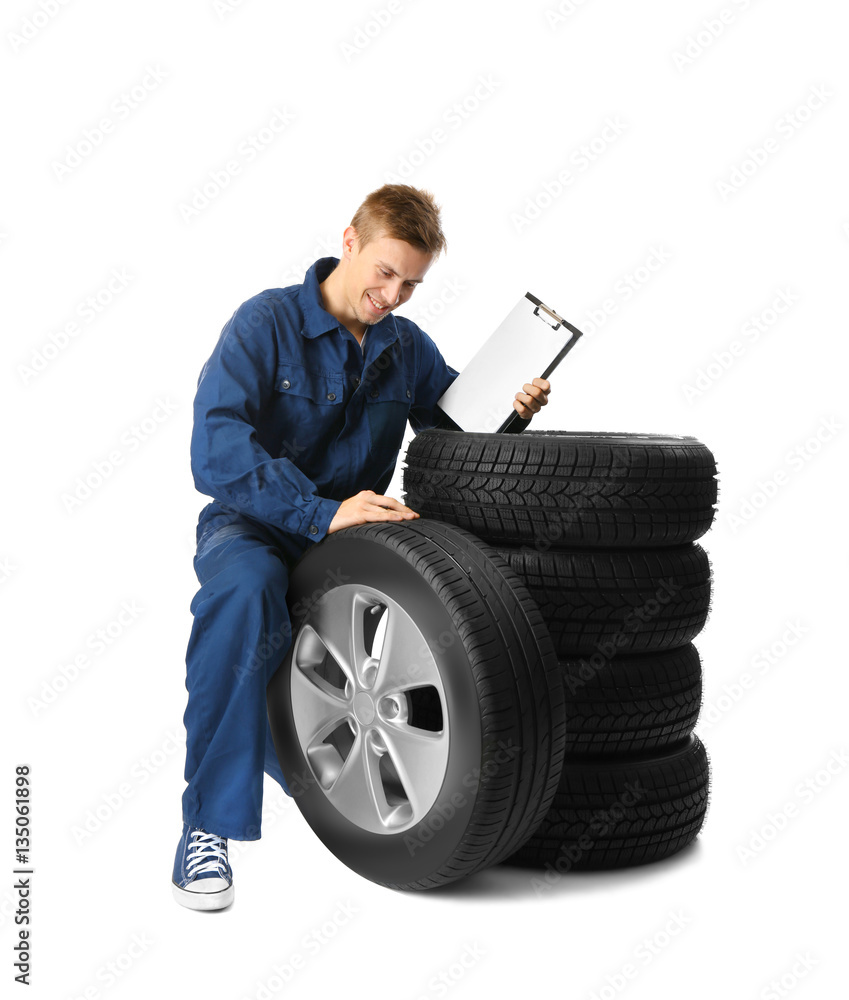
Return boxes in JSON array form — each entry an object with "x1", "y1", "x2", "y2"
[{"x1": 352, "y1": 691, "x2": 375, "y2": 725}]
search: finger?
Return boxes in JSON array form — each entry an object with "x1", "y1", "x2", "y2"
[
  {"x1": 365, "y1": 500, "x2": 419, "y2": 519},
  {"x1": 362, "y1": 508, "x2": 400, "y2": 521},
  {"x1": 522, "y1": 386, "x2": 547, "y2": 405},
  {"x1": 368, "y1": 494, "x2": 415, "y2": 512},
  {"x1": 515, "y1": 391, "x2": 542, "y2": 413},
  {"x1": 366, "y1": 509, "x2": 419, "y2": 521},
  {"x1": 531, "y1": 377, "x2": 551, "y2": 392},
  {"x1": 512, "y1": 398, "x2": 534, "y2": 419},
  {"x1": 523, "y1": 382, "x2": 549, "y2": 403}
]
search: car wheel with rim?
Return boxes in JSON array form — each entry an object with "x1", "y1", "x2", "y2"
[{"x1": 267, "y1": 518, "x2": 566, "y2": 890}]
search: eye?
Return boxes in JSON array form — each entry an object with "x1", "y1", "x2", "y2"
[{"x1": 379, "y1": 269, "x2": 391, "y2": 277}]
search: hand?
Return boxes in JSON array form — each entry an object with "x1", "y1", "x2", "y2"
[
  {"x1": 513, "y1": 377, "x2": 551, "y2": 420},
  {"x1": 327, "y1": 490, "x2": 420, "y2": 534}
]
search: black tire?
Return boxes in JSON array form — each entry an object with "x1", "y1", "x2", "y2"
[
  {"x1": 492, "y1": 544, "x2": 711, "y2": 657},
  {"x1": 561, "y1": 645, "x2": 702, "y2": 756},
  {"x1": 500, "y1": 735, "x2": 710, "y2": 871},
  {"x1": 402, "y1": 430, "x2": 718, "y2": 549},
  {"x1": 267, "y1": 518, "x2": 566, "y2": 890}
]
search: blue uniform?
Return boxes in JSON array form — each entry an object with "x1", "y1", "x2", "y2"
[{"x1": 182, "y1": 256, "x2": 460, "y2": 840}]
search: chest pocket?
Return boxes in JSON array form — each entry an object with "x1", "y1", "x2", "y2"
[{"x1": 272, "y1": 361, "x2": 345, "y2": 462}]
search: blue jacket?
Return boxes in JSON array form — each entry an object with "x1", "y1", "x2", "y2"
[{"x1": 190, "y1": 256, "x2": 460, "y2": 545}]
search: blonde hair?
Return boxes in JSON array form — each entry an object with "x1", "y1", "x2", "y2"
[{"x1": 350, "y1": 184, "x2": 447, "y2": 258}]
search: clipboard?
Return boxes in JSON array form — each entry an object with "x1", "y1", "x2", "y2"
[{"x1": 436, "y1": 292, "x2": 584, "y2": 434}]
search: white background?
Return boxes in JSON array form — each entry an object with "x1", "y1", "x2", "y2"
[{"x1": 3, "y1": 0, "x2": 847, "y2": 997}]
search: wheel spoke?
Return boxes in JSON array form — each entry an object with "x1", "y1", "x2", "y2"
[
  {"x1": 308, "y1": 586, "x2": 372, "y2": 685},
  {"x1": 374, "y1": 605, "x2": 442, "y2": 696},
  {"x1": 291, "y1": 663, "x2": 351, "y2": 747},
  {"x1": 379, "y1": 722, "x2": 448, "y2": 818},
  {"x1": 326, "y1": 730, "x2": 384, "y2": 826}
]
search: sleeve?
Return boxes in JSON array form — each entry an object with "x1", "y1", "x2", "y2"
[
  {"x1": 408, "y1": 324, "x2": 461, "y2": 435},
  {"x1": 190, "y1": 296, "x2": 342, "y2": 542}
]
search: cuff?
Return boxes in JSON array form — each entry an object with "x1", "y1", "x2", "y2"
[{"x1": 299, "y1": 495, "x2": 343, "y2": 543}]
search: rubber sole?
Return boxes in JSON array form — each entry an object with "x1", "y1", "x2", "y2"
[{"x1": 171, "y1": 881, "x2": 234, "y2": 911}]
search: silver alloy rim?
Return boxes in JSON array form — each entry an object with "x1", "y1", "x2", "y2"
[{"x1": 290, "y1": 584, "x2": 450, "y2": 834}]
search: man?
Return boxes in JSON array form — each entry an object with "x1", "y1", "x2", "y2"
[{"x1": 173, "y1": 184, "x2": 551, "y2": 909}]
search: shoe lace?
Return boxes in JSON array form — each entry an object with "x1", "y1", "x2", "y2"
[{"x1": 186, "y1": 830, "x2": 228, "y2": 877}]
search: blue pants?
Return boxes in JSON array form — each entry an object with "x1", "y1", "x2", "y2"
[{"x1": 181, "y1": 508, "x2": 310, "y2": 841}]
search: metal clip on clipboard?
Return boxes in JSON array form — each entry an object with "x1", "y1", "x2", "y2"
[{"x1": 435, "y1": 292, "x2": 584, "y2": 435}]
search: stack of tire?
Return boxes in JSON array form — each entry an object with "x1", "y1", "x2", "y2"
[{"x1": 402, "y1": 429, "x2": 717, "y2": 872}]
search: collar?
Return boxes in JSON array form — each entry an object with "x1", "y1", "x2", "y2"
[{"x1": 300, "y1": 257, "x2": 399, "y2": 355}]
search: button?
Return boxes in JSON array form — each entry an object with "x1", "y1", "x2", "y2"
[
  {"x1": 353, "y1": 376, "x2": 361, "y2": 386},
  {"x1": 406, "y1": 389, "x2": 411, "y2": 398},
  {"x1": 281, "y1": 379, "x2": 291, "y2": 389},
  {"x1": 326, "y1": 392, "x2": 336, "y2": 401},
  {"x1": 309, "y1": 524, "x2": 318, "y2": 535},
  {"x1": 370, "y1": 389, "x2": 379, "y2": 399}
]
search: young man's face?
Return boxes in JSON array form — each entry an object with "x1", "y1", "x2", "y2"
[{"x1": 344, "y1": 227, "x2": 434, "y2": 327}]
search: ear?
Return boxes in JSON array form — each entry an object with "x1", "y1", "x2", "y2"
[{"x1": 342, "y1": 225, "x2": 358, "y2": 261}]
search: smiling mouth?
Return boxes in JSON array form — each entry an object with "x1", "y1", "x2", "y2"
[{"x1": 367, "y1": 293, "x2": 390, "y2": 313}]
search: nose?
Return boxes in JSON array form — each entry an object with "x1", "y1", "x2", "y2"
[{"x1": 385, "y1": 279, "x2": 403, "y2": 305}]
